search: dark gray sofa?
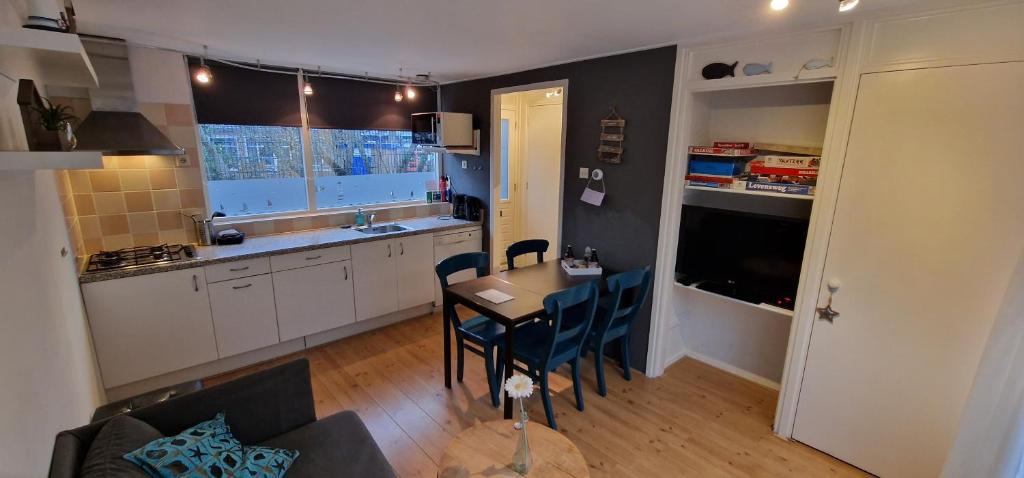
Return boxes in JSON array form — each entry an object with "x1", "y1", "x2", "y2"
[{"x1": 49, "y1": 359, "x2": 397, "y2": 477}]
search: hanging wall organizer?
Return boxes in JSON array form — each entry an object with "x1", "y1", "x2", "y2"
[{"x1": 597, "y1": 107, "x2": 625, "y2": 164}]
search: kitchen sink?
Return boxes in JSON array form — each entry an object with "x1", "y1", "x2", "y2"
[{"x1": 356, "y1": 224, "x2": 412, "y2": 234}]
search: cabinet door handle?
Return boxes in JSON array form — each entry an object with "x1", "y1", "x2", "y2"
[
  {"x1": 399, "y1": 242, "x2": 404, "y2": 255},
  {"x1": 232, "y1": 283, "x2": 253, "y2": 290},
  {"x1": 344, "y1": 266, "x2": 348, "y2": 280},
  {"x1": 387, "y1": 244, "x2": 392, "y2": 258},
  {"x1": 305, "y1": 255, "x2": 322, "y2": 261},
  {"x1": 192, "y1": 274, "x2": 199, "y2": 292},
  {"x1": 229, "y1": 266, "x2": 249, "y2": 272}
]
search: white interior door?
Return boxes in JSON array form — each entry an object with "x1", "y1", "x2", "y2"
[
  {"x1": 521, "y1": 101, "x2": 563, "y2": 259},
  {"x1": 497, "y1": 107, "x2": 518, "y2": 269},
  {"x1": 793, "y1": 62, "x2": 1024, "y2": 478}
]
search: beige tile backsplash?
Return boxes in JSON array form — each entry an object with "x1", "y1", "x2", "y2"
[{"x1": 55, "y1": 98, "x2": 453, "y2": 258}]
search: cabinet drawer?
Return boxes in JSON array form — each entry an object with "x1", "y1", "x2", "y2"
[
  {"x1": 208, "y1": 275, "x2": 280, "y2": 358},
  {"x1": 271, "y1": 245, "x2": 351, "y2": 272},
  {"x1": 204, "y1": 257, "x2": 271, "y2": 283}
]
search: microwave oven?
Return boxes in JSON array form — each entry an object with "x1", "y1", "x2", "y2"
[{"x1": 411, "y1": 112, "x2": 473, "y2": 147}]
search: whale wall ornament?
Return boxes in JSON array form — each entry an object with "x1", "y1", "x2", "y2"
[
  {"x1": 702, "y1": 61, "x2": 738, "y2": 80},
  {"x1": 795, "y1": 58, "x2": 835, "y2": 79},
  {"x1": 743, "y1": 62, "x2": 773, "y2": 76}
]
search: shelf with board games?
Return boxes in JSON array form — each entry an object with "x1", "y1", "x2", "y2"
[{"x1": 683, "y1": 143, "x2": 820, "y2": 201}]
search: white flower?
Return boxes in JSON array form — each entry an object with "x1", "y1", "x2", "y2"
[{"x1": 504, "y1": 374, "x2": 534, "y2": 399}]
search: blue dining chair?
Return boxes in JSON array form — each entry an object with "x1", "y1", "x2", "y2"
[
  {"x1": 506, "y1": 239, "x2": 549, "y2": 270},
  {"x1": 436, "y1": 252, "x2": 505, "y2": 407},
  {"x1": 583, "y1": 266, "x2": 652, "y2": 396},
  {"x1": 507, "y1": 281, "x2": 599, "y2": 430}
]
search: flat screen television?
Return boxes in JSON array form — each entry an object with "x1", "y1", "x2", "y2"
[{"x1": 675, "y1": 205, "x2": 809, "y2": 309}]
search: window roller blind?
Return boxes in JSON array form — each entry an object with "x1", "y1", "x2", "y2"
[
  {"x1": 188, "y1": 57, "x2": 302, "y2": 127},
  {"x1": 305, "y1": 76, "x2": 437, "y2": 130}
]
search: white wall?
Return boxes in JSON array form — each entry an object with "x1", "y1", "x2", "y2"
[{"x1": 0, "y1": 3, "x2": 104, "y2": 476}]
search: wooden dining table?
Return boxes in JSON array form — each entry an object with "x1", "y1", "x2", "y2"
[{"x1": 442, "y1": 260, "x2": 604, "y2": 419}]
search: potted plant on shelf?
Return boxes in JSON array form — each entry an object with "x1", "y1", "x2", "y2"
[{"x1": 30, "y1": 97, "x2": 77, "y2": 151}]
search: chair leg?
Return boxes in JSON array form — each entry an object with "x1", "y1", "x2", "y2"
[
  {"x1": 595, "y1": 344, "x2": 608, "y2": 397},
  {"x1": 619, "y1": 335, "x2": 632, "y2": 381},
  {"x1": 540, "y1": 372, "x2": 557, "y2": 430},
  {"x1": 456, "y1": 337, "x2": 465, "y2": 383},
  {"x1": 484, "y1": 346, "x2": 500, "y2": 408},
  {"x1": 571, "y1": 358, "x2": 585, "y2": 411}
]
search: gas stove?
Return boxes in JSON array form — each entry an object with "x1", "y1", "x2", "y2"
[{"x1": 83, "y1": 244, "x2": 197, "y2": 274}]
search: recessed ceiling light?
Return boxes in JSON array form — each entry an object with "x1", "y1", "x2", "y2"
[
  {"x1": 770, "y1": 0, "x2": 789, "y2": 11},
  {"x1": 838, "y1": 0, "x2": 859, "y2": 12}
]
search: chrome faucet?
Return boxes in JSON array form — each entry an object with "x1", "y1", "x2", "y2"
[{"x1": 368, "y1": 213, "x2": 376, "y2": 227}]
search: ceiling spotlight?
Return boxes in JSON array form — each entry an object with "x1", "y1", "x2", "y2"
[
  {"x1": 838, "y1": 0, "x2": 859, "y2": 12},
  {"x1": 394, "y1": 85, "x2": 403, "y2": 102},
  {"x1": 770, "y1": 0, "x2": 789, "y2": 10},
  {"x1": 195, "y1": 45, "x2": 212, "y2": 84},
  {"x1": 303, "y1": 79, "x2": 313, "y2": 96},
  {"x1": 405, "y1": 84, "x2": 416, "y2": 99}
]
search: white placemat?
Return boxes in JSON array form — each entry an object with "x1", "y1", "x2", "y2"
[{"x1": 475, "y1": 289, "x2": 514, "y2": 304}]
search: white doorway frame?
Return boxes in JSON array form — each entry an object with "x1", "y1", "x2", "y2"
[{"x1": 489, "y1": 80, "x2": 569, "y2": 272}]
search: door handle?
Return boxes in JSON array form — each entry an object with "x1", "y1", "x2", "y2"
[
  {"x1": 232, "y1": 283, "x2": 253, "y2": 290},
  {"x1": 387, "y1": 244, "x2": 392, "y2": 258},
  {"x1": 305, "y1": 255, "x2": 322, "y2": 261},
  {"x1": 400, "y1": 242, "x2": 404, "y2": 255},
  {"x1": 229, "y1": 266, "x2": 249, "y2": 272},
  {"x1": 344, "y1": 265, "x2": 348, "y2": 280},
  {"x1": 192, "y1": 274, "x2": 199, "y2": 292}
]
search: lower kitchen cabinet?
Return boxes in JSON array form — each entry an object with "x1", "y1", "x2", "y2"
[
  {"x1": 81, "y1": 268, "x2": 219, "y2": 388},
  {"x1": 396, "y1": 233, "x2": 436, "y2": 310},
  {"x1": 352, "y1": 239, "x2": 399, "y2": 321},
  {"x1": 273, "y1": 260, "x2": 356, "y2": 341},
  {"x1": 207, "y1": 274, "x2": 280, "y2": 358}
]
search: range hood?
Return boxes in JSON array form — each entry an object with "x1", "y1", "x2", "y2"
[{"x1": 74, "y1": 37, "x2": 185, "y2": 156}]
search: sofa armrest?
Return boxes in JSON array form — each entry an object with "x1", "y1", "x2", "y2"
[{"x1": 132, "y1": 358, "x2": 317, "y2": 444}]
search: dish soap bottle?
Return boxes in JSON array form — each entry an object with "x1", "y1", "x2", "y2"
[{"x1": 354, "y1": 208, "x2": 366, "y2": 227}]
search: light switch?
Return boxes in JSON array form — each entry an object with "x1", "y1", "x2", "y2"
[
  {"x1": 461, "y1": 160, "x2": 468, "y2": 169},
  {"x1": 579, "y1": 167, "x2": 589, "y2": 179}
]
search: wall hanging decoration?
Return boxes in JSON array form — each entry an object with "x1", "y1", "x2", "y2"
[
  {"x1": 580, "y1": 169, "x2": 606, "y2": 206},
  {"x1": 702, "y1": 61, "x2": 738, "y2": 79},
  {"x1": 743, "y1": 62, "x2": 773, "y2": 76},
  {"x1": 597, "y1": 108, "x2": 625, "y2": 164}
]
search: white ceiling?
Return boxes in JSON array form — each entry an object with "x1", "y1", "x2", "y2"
[{"x1": 74, "y1": 0, "x2": 970, "y2": 83}]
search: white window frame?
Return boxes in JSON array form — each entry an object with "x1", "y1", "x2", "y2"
[{"x1": 195, "y1": 69, "x2": 443, "y2": 223}]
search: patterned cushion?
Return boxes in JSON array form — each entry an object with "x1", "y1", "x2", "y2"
[{"x1": 124, "y1": 412, "x2": 298, "y2": 478}]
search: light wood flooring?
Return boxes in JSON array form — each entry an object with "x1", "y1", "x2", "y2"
[{"x1": 208, "y1": 309, "x2": 867, "y2": 477}]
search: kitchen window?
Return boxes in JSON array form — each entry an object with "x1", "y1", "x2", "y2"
[{"x1": 189, "y1": 58, "x2": 438, "y2": 218}]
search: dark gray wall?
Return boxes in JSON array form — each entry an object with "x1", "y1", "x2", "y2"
[{"x1": 440, "y1": 46, "x2": 677, "y2": 372}]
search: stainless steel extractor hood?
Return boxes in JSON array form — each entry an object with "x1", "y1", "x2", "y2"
[{"x1": 74, "y1": 37, "x2": 185, "y2": 156}]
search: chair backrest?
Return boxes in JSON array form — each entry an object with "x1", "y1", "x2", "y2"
[
  {"x1": 435, "y1": 252, "x2": 490, "y2": 328},
  {"x1": 597, "y1": 266, "x2": 653, "y2": 336},
  {"x1": 538, "y1": 281, "x2": 600, "y2": 368},
  {"x1": 506, "y1": 239, "x2": 549, "y2": 270}
]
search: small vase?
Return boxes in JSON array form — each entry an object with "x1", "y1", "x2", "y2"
[
  {"x1": 57, "y1": 120, "x2": 77, "y2": 151},
  {"x1": 511, "y1": 399, "x2": 532, "y2": 475}
]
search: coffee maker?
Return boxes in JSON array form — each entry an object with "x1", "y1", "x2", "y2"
[{"x1": 452, "y1": 194, "x2": 482, "y2": 221}]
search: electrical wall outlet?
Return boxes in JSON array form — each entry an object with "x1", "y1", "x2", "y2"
[
  {"x1": 175, "y1": 156, "x2": 190, "y2": 167},
  {"x1": 579, "y1": 167, "x2": 589, "y2": 179},
  {"x1": 461, "y1": 160, "x2": 468, "y2": 169}
]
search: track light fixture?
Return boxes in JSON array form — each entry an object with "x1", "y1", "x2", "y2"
[
  {"x1": 405, "y1": 84, "x2": 416, "y2": 99},
  {"x1": 394, "y1": 84, "x2": 403, "y2": 102},
  {"x1": 195, "y1": 45, "x2": 213, "y2": 84},
  {"x1": 838, "y1": 0, "x2": 859, "y2": 12}
]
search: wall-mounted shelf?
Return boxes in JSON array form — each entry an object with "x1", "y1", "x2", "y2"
[
  {"x1": 686, "y1": 69, "x2": 836, "y2": 92},
  {"x1": 0, "y1": 28, "x2": 97, "y2": 87},
  {"x1": 445, "y1": 129, "x2": 481, "y2": 156},
  {"x1": 0, "y1": 151, "x2": 103, "y2": 170},
  {"x1": 685, "y1": 184, "x2": 814, "y2": 200}
]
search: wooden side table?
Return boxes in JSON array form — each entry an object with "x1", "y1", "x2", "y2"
[{"x1": 438, "y1": 420, "x2": 589, "y2": 477}]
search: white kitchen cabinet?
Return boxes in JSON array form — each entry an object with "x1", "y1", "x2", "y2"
[
  {"x1": 273, "y1": 260, "x2": 356, "y2": 341},
  {"x1": 82, "y1": 268, "x2": 218, "y2": 388},
  {"x1": 352, "y1": 239, "x2": 399, "y2": 321},
  {"x1": 207, "y1": 274, "x2": 279, "y2": 358},
  {"x1": 396, "y1": 233, "x2": 436, "y2": 310}
]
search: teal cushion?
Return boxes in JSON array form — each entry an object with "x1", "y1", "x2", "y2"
[{"x1": 124, "y1": 412, "x2": 298, "y2": 478}]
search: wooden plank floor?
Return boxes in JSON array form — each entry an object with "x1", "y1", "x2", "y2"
[{"x1": 207, "y1": 309, "x2": 867, "y2": 477}]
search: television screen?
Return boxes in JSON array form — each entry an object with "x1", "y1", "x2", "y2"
[{"x1": 675, "y1": 205, "x2": 809, "y2": 309}]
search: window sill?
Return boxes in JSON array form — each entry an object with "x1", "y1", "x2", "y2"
[{"x1": 212, "y1": 201, "x2": 451, "y2": 231}]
